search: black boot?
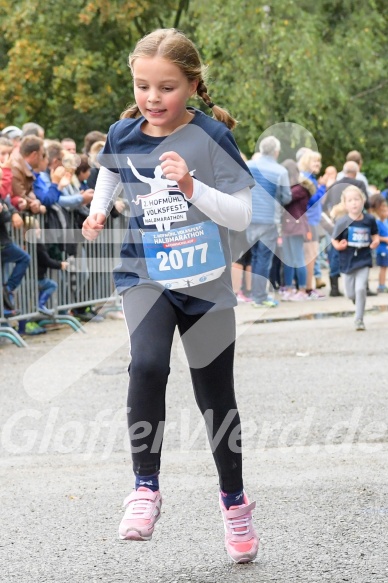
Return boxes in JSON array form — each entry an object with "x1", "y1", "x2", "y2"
[
  {"x1": 366, "y1": 284, "x2": 377, "y2": 296},
  {"x1": 3, "y1": 285, "x2": 15, "y2": 310},
  {"x1": 329, "y1": 275, "x2": 343, "y2": 297}
]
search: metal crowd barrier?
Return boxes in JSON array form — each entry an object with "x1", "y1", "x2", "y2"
[{"x1": 1, "y1": 209, "x2": 126, "y2": 348}]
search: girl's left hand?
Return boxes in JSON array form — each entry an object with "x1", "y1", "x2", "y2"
[
  {"x1": 159, "y1": 151, "x2": 193, "y2": 198},
  {"x1": 370, "y1": 239, "x2": 379, "y2": 250}
]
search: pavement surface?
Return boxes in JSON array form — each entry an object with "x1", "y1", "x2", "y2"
[{"x1": 1, "y1": 268, "x2": 387, "y2": 582}]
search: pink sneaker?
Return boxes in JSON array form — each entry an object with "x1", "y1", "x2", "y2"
[
  {"x1": 119, "y1": 487, "x2": 162, "y2": 541},
  {"x1": 219, "y1": 493, "x2": 259, "y2": 563},
  {"x1": 280, "y1": 289, "x2": 296, "y2": 301},
  {"x1": 307, "y1": 289, "x2": 326, "y2": 300},
  {"x1": 236, "y1": 291, "x2": 252, "y2": 303},
  {"x1": 288, "y1": 291, "x2": 309, "y2": 301}
]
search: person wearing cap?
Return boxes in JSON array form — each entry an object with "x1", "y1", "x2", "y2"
[
  {"x1": 1, "y1": 125, "x2": 23, "y2": 140},
  {"x1": 9, "y1": 135, "x2": 46, "y2": 214},
  {"x1": 1, "y1": 126, "x2": 23, "y2": 154}
]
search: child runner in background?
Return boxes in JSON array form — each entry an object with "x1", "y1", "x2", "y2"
[
  {"x1": 331, "y1": 186, "x2": 379, "y2": 331},
  {"x1": 369, "y1": 194, "x2": 388, "y2": 293},
  {"x1": 82, "y1": 28, "x2": 258, "y2": 563}
]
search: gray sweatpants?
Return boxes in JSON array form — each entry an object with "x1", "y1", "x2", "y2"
[{"x1": 343, "y1": 266, "x2": 369, "y2": 321}]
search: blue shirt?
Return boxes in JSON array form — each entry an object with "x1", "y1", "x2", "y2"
[
  {"x1": 376, "y1": 218, "x2": 388, "y2": 256},
  {"x1": 303, "y1": 172, "x2": 326, "y2": 226},
  {"x1": 332, "y1": 213, "x2": 378, "y2": 273},
  {"x1": 33, "y1": 172, "x2": 61, "y2": 207},
  {"x1": 99, "y1": 107, "x2": 254, "y2": 314},
  {"x1": 37, "y1": 171, "x2": 84, "y2": 209},
  {"x1": 247, "y1": 156, "x2": 291, "y2": 224}
]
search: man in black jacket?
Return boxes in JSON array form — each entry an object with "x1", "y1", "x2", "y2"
[{"x1": 323, "y1": 161, "x2": 368, "y2": 214}]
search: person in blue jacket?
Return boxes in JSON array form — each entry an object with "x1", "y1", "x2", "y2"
[
  {"x1": 369, "y1": 194, "x2": 388, "y2": 293},
  {"x1": 298, "y1": 150, "x2": 331, "y2": 299}
]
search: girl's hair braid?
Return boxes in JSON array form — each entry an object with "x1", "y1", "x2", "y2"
[
  {"x1": 196, "y1": 79, "x2": 237, "y2": 130},
  {"x1": 120, "y1": 28, "x2": 238, "y2": 130}
]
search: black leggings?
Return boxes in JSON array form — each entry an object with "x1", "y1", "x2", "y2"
[{"x1": 122, "y1": 285, "x2": 243, "y2": 493}]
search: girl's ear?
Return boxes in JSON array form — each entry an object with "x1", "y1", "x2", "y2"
[{"x1": 189, "y1": 79, "x2": 199, "y2": 97}]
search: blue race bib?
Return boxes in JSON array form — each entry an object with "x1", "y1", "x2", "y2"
[
  {"x1": 142, "y1": 221, "x2": 226, "y2": 289},
  {"x1": 347, "y1": 226, "x2": 371, "y2": 248}
]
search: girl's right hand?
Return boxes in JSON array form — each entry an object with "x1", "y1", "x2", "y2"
[{"x1": 82, "y1": 213, "x2": 106, "y2": 240}]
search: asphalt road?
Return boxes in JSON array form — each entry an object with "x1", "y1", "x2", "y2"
[{"x1": 1, "y1": 304, "x2": 387, "y2": 582}]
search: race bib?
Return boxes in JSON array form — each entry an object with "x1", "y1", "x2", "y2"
[
  {"x1": 142, "y1": 221, "x2": 226, "y2": 289},
  {"x1": 347, "y1": 226, "x2": 371, "y2": 248}
]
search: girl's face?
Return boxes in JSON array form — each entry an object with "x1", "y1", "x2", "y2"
[
  {"x1": 310, "y1": 157, "x2": 322, "y2": 175},
  {"x1": 377, "y1": 202, "x2": 388, "y2": 220},
  {"x1": 133, "y1": 57, "x2": 198, "y2": 137},
  {"x1": 344, "y1": 190, "x2": 364, "y2": 217}
]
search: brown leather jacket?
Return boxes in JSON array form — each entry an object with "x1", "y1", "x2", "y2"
[{"x1": 9, "y1": 153, "x2": 36, "y2": 210}]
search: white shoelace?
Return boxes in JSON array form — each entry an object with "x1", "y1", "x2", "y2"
[
  {"x1": 228, "y1": 515, "x2": 250, "y2": 536},
  {"x1": 124, "y1": 498, "x2": 152, "y2": 517}
]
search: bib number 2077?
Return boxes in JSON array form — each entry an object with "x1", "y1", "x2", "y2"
[{"x1": 156, "y1": 243, "x2": 208, "y2": 271}]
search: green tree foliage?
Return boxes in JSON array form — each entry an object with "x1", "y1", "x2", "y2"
[
  {"x1": 1, "y1": 0, "x2": 387, "y2": 182},
  {"x1": 191, "y1": 0, "x2": 388, "y2": 177},
  {"x1": 0, "y1": 0, "x2": 189, "y2": 143}
]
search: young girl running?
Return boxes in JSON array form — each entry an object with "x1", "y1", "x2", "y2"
[
  {"x1": 331, "y1": 186, "x2": 379, "y2": 331},
  {"x1": 82, "y1": 28, "x2": 258, "y2": 563}
]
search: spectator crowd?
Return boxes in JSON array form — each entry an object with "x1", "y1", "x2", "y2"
[
  {"x1": 231, "y1": 137, "x2": 388, "y2": 330},
  {"x1": 1, "y1": 122, "x2": 387, "y2": 336},
  {"x1": 0, "y1": 122, "x2": 122, "y2": 334}
]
